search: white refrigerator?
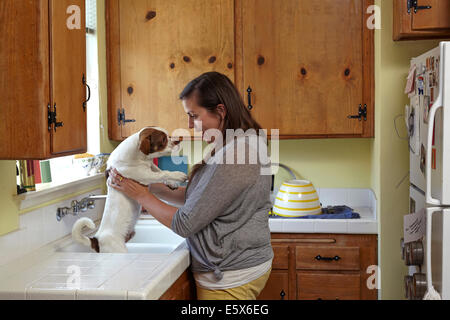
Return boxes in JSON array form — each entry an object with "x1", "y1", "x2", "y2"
[{"x1": 403, "y1": 42, "x2": 450, "y2": 300}]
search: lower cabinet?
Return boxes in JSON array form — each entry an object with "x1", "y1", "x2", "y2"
[
  {"x1": 159, "y1": 270, "x2": 196, "y2": 300},
  {"x1": 161, "y1": 234, "x2": 378, "y2": 300},
  {"x1": 258, "y1": 233, "x2": 378, "y2": 300},
  {"x1": 257, "y1": 270, "x2": 290, "y2": 300}
]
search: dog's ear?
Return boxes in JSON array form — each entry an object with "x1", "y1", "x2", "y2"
[
  {"x1": 90, "y1": 237, "x2": 100, "y2": 253},
  {"x1": 139, "y1": 128, "x2": 154, "y2": 155},
  {"x1": 139, "y1": 128, "x2": 168, "y2": 155}
]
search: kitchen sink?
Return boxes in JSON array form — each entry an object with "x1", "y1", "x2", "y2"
[{"x1": 56, "y1": 222, "x2": 185, "y2": 254}]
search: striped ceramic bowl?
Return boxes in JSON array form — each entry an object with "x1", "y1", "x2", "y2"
[{"x1": 272, "y1": 180, "x2": 322, "y2": 217}]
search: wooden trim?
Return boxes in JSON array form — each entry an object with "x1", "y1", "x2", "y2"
[
  {"x1": 105, "y1": 0, "x2": 122, "y2": 141},
  {"x1": 362, "y1": 0, "x2": 375, "y2": 138},
  {"x1": 234, "y1": 0, "x2": 244, "y2": 101},
  {"x1": 288, "y1": 245, "x2": 296, "y2": 299},
  {"x1": 272, "y1": 239, "x2": 336, "y2": 244}
]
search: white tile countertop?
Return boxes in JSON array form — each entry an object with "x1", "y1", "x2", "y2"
[
  {"x1": 269, "y1": 207, "x2": 377, "y2": 234},
  {"x1": 0, "y1": 220, "x2": 190, "y2": 300},
  {"x1": 269, "y1": 188, "x2": 378, "y2": 234}
]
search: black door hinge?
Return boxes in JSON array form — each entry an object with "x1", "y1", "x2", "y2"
[
  {"x1": 407, "y1": 0, "x2": 432, "y2": 14},
  {"x1": 347, "y1": 104, "x2": 367, "y2": 122},
  {"x1": 117, "y1": 108, "x2": 136, "y2": 126},
  {"x1": 48, "y1": 103, "x2": 64, "y2": 132}
]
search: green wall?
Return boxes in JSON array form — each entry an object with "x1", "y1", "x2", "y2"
[
  {"x1": 274, "y1": 139, "x2": 372, "y2": 188},
  {"x1": 0, "y1": 162, "x2": 19, "y2": 235}
]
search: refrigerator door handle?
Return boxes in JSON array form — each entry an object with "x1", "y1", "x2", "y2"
[
  {"x1": 426, "y1": 102, "x2": 443, "y2": 206},
  {"x1": 423, "y1": 207, "x2": 442, "y2": 300}
]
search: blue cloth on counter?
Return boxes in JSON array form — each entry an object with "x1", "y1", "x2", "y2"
[{"x1": 270, "y1": 205, "x2": 360, "y2": 219}]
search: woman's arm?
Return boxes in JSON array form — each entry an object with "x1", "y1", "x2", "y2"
[
  {"x1": 108, "y1": 168, "x2": 178, "y2": 229},
  {"x1": 149, "y1": 183, "x2": 186, "y2": 206}
]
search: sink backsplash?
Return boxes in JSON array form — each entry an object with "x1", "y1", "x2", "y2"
[{"x1": 0, "y1": 188, "x2": 104, "y2": 267}]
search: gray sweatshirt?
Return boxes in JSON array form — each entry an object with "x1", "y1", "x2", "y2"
[{"x1": 170, "y1": 135, "x2": 274, "y2": 280}]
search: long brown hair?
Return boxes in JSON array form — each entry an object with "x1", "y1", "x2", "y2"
[{"x1": 179, "y1": 72, "x2": 262, "y2": 186}]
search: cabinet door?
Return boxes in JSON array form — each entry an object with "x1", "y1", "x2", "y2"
[
  {"x1": 412, "y1": 0, "x2": 450, "y2": 30},
  {"x1": 240, "y1": 0, "x2": 368, "y2": 137},
  {"x1": 108, "y1": 0, "x2": 235, "y2": 140},
  {"x1": 159, "y1": 270, "x2": 196, "y2": 300},
  {"x1": 257, "y1": 270, "x2": 290, "y2": 300},
  {"x1": 297, "y1": 272, "x2": 360, "y2": 300},
  {"x1": 50, "y1": 0, "x2": 87, "y2": 155},
  {"x1": 0, "y1": 0, "x2": 50, "y2": 160},
  {"x1": 393, "y1": 0, "x2": 450, "y2": 40}
]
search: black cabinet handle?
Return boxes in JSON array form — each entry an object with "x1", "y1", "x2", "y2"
[
  {"x1": 82, "y1": 74, "x2": 91, "y2": 112},
  {"x1": 247, "y1": 86, "x2": 253, "y2": 110},
  {"x1": 315, "y1": 255, "x2": 341, "y2": 261},
  {"x1": 280, "y1": 290, "x2": 286, "y2": 300}
]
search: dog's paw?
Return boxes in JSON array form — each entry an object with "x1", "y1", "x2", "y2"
[
  {"x1": 165, "y1": 181, "x2": 180, "y2": 190},
  {"x1": 170, "y1": 171, "x2": 188, "y2": 183}
]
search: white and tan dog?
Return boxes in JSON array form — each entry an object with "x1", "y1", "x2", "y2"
[{"x1": 72, "y1": 127, "x2": 187, "y2": 253}]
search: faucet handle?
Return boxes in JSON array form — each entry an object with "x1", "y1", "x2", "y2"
[
  {"x1": 56, "y1": 207, "x2": 69, "y2": 221},
  {"x1": 87, "y1": 200, "x2": 95, "y2": 210},
  {"x1": 71, "y1": 200, "x2": 80, "y2": 215}
]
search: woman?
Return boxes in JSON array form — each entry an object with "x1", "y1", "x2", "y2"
[{"x1": 109, "y1": 71, "x2": 273, "y2": 300}]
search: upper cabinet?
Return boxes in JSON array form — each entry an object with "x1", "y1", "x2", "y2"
[
  {"x1": 237, "y1": 0, "x2": 373, "y2": 137},
  {"x1": 106, "y1": 0, "x2": 235, "y2": 140},
  {"x1": 107, "y1": 0, "x2": 374, "y2": 140},
  {"x1": 393, "y1": 0, "x2": 450, "y2": 41},
  {"x1": 0, "y1": 0, "x2": 87, "y2": 160}
]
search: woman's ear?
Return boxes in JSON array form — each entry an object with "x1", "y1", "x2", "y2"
[{"x1": 216, "y1": 104, "x2": 227, "y2": 119}]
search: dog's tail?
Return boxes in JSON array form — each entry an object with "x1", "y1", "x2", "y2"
[{"x1": 72, "y1": 217, "x2": 96, "y2": 247}]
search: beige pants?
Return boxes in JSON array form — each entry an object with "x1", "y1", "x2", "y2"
[{"x1": 196, "y1": 268, "x2": 272, "y2": 300}]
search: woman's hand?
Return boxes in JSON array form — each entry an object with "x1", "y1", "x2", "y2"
[{"x1": 108, "y1": 168, "x2": 149, "y2": 203}]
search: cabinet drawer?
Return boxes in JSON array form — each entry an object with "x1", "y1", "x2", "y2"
[
  {"x1": 296, "y1": 246, "x2": 360, "y2": 271},
  {"x1": 272, "y1": 245, "x2": 289, "y2": 269},
  {"x1": 297, "y1": 272, "x2": 360, "y2": 300}
]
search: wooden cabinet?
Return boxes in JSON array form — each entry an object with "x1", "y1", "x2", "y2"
[
  {"x1": 0, "y1": 0, "x2": 87, "y2": 160},
  {"x1": 258, "y1": 233, "x2": 378, "y2": 300},
  {"x1": 159, "y1": 269, "x2": 196, "y2": 300},
  {"x1": 297, "y1": 272, "x2": 361, "y2": 300},
  {"x1": 257, "y1": 270, "x2": 290, "y2": 300},
  {"x1": 106, "y1": 0, "x2": 374, "y2": 141},
  {"x1": 106, "y1": 0, "x2": 235, "y2": 141},
  {"x1": 393, "y1": 0, "x2": 450, "y2": 41},
  {"x1": 237, "y1": 0, "x2": 374, "y2": 138}
]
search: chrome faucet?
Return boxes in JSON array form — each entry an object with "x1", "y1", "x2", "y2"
[
  {"x1": 272, "y1": 163, "x2": 297, "y2": 180},
  {"x1": 56, "y1": 194, "x2": 107, "y2": 221}
]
